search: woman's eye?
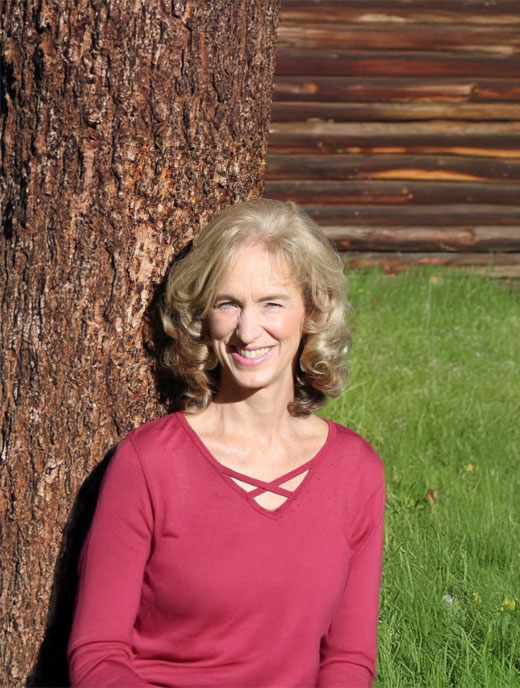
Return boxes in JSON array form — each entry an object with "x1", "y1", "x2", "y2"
[
  {"x1": 266, "y1": 302, "x2": 283, "y2": 309},
  {"x1": 216, "y1": 301, "x2": 236, "y2": 310}
]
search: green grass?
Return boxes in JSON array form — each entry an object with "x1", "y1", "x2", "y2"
[{"x1": 320, "y1": 267, "x2": 520, "y2": 688}]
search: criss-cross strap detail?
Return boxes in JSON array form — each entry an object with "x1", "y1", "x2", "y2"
[
  {"x1": 249, "y1": 484, "x2": 292, "y2": 499},
  {"x1": 177, "y1": 412, "x2": 335, "y2": 517},
  {"x1": 224, "y1": 472, "x2": 293, "y2": 498},
  {"x1": 222, "y1": 462, "x2": 311, "y2": 498}
]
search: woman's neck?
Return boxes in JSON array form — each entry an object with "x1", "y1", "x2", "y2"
[{"x1": 209, "y1": 386, "x2": 297, "y2": 438}]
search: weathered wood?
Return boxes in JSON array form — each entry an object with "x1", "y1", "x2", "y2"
[
  {"x1": 265, "y1": 180, "x2": 520, "y2": 206},
  {"x1": 277, "y1": 23, "x2": 520, "y2": 55},
  {"x1": 281, "y1": 0, "x2": 520, "y2": 26},
  {"x1": 268, "y1": 122, "x2": 520, "y2": 157},
  {"x1": 270, "y1": 121, "x2": 520, "y2": 136},
  {"x1": 322, "y1": 227, "x2": 520, "y2": 252},
  {"x1": 339, "y1": 251, "x2": 520, "y2": 278},
  {"x1": 265, "y1": 154, "x2": 520, "y2": 183},
  {"x1": 273, "y1": 77, "x2": 520, "y2": 103},
  {"x1": 271, "y1": 101, "x2": 520, "y2": 122},
  {"x1": 305, "y1": 205, "x2": 520, "y2": 227},
  {"x1": 0, "y1": 1, "x2": 280, "y2": 685},
  {"x1": 266, "y1": 0, "x2": 520, "y2": 267},
  {"x1": 275, "y1": 49, "x2": 520, "y2": 78}
]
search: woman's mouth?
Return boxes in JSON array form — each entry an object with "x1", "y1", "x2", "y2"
[{"x1": 230, "y1": 346, "x2": 275, "y2": 366}]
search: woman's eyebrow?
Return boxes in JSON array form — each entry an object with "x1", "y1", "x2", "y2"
[
  {"x1": 214, "y1": 293, "x2": 237, "y2": 301},
  {"x1": 214, "y1": 292, "x2": 291, "y2": 302},
  {"x1": 258, "y1": 293, "x2": 291, "y2": 301}
]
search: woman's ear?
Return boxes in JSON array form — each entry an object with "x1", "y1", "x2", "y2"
[
  {"x1": 201, "y1": 318, "x2": 218, "y2": 371},
  {"x1": 301, "y1": 312, "x2": 308, "y2": 336},
  {"x1": 301, "y1": 310, "x2": 313, "y2": 335},
  {"x1": 204, "y1": 338, "x2": 219, "y2": 371}
]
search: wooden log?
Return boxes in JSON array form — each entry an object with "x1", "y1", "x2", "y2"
[
  {"x1": 280, "y1": 0, "x2": 520, "y2": 26},
  {"x1": 268, "y1": 140, "x2": 520, "y2": 157},
  {"x1": 268, "y1": 122, "x2": 520, "y2": 156},
  {"x1": 265, "y1": 154, "x2": 520, "y2": 183},
  {"x1": 338, "y1": 251, "x2": 520, "y2": 278},
  {"x1": 304, "y1": 204, "x2": 520, "y2": 227},
  {"x1": 270, "y1": 121, "x2": 520, "y2": 136},
  {"x1": 268, "y1": 122, "x2": 520, "y2": 157},
  {"x1": 270, "y1": 101, "x2": 520, "y2": 123},
  {"x1": 321, "y1": 226, "x2": 520, "y2": 252},
  {"x1": 264, "y1": 180, "x2": 520, "y2": 206},
  {"x1": 275, "y1": 49, "x2": 520, "y2": 78},
  {"x1": 276, "y1": 23, "x2": 520, "y2": 55},
  {"x1": 273, "y1": 77, "x2": 520, "y2": 103}
]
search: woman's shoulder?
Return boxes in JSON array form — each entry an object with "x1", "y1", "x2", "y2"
[
  {"x1": 115, "y1": 411, "x2": 189, "y2": 464},
  {"x1": 325, "y1": 418, "x2": 384, "y2": 481}
]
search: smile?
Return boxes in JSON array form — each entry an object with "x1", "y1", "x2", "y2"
[
  {"x1": 236, "y1": 347, "x2": 272, "y2": 359},
  {"x1": 230, "y1": 346, "x2": 275, "y2": 367}
]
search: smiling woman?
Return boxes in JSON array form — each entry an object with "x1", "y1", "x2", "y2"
[
  {"x1": 161, "y1": 197, "x2": 350, "y2": 416},
  {"x1": 67, "y1": 198, "x2": 385, "y2": 688},
  {"x1": 208, "y1": 246, "x2": 306, "y2": 396}
]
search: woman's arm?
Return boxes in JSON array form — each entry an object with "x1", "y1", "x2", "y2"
[
  {"x1": 317, "y1": 466, "x2": 385, "y2": 688},
  {"x1": 68, "y1": 436, "x2": 154, "y2": 687}
]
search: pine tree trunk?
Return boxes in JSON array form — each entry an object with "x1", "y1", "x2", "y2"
[{"x1": 0, "y1": 1, "x2": 280, "y2": 683}]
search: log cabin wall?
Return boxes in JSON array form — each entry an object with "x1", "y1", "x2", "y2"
[{"x1": 265, "y1": 0, "x2": 520, "y2": 274}]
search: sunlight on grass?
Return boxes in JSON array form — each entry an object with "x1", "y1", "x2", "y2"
[{"x1": 320, "y1": 267, "x2": 520, "y2": 687}]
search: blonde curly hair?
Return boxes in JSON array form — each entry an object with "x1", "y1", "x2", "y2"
[{"x1": 160, "y1": 198, "x2": 351, "y2": 417}]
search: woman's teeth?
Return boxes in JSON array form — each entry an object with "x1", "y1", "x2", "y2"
[{"x1": 237, "y1": 347, "x2": 271, "y2": 359}]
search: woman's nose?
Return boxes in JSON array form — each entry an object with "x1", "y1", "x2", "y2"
[{"x1": 236, "y1": 306, "x2": 261, "y2": 343}]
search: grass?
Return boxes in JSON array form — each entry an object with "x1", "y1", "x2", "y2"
[{"x1": 320, "y1": 267, "x2": 520, "y2": 688}]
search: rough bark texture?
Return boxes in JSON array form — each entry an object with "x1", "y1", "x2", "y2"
[{"x1": 0, "y1": 1, "x2": 280, "y2": 684}]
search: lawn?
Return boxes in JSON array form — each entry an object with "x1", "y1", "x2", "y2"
[{"x1": 320, "y1": 267, "x2": 520, "y2": 687}]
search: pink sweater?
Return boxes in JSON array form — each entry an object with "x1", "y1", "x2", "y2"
[{"x1": 68, "y1": 412, "x2": 385, "y2": 687}]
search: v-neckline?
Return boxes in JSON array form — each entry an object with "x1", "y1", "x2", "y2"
[{"x1": 177, "y1": 412, "x2": 334, "y2": 519}]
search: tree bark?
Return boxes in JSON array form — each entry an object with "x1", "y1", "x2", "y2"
[{"x1": 0, "y1": 1, "x2": 280, "y2": 684}]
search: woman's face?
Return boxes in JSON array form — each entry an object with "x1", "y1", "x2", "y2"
[{"x1": 207, "y1": 244, "x2": 306, "y2": 398}]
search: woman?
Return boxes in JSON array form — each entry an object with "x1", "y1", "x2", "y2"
[{"x1": 68, "y1": 198, "x2": 385, "y2": 687}]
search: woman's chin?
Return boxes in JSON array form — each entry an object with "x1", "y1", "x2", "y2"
[{"x1": 218, "y1": 368, "x2": 289, "y2": 398}]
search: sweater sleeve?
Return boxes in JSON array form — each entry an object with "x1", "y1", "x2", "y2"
[
  {"x1": 317, "y1": 462, "x2": 385, "y2": 688},
  {"x1": 68, "y1": 436, "x2": 154, "y2": 687}
]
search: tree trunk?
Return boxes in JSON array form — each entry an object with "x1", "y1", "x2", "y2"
[{"x1": 0, "y1": 1, "x2": 280, "y2": 684}]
